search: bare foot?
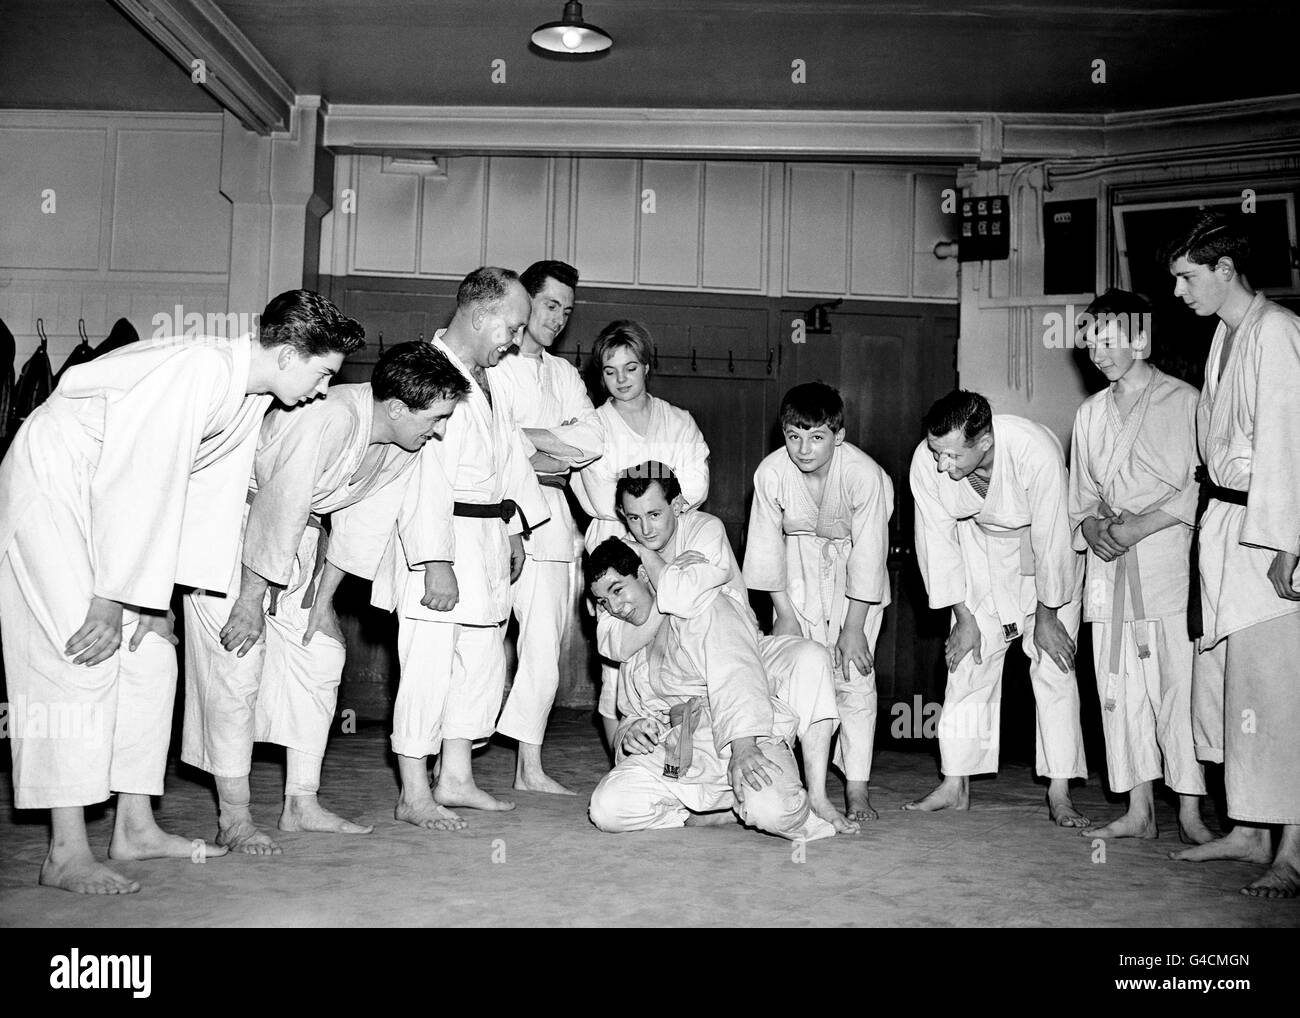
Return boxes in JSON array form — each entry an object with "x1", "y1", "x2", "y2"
[
  {"x1": 1082, "y1": 811, "x2": 1157, "y2": 839},
  {"x1": 1242, "y1": 860, "x2": 1300, "y2": 899},
  {"x1": 513, "y1": 769, "x2": 577, "y2": 796},
  {"x1": 40, "y1": 850, "x2": 140, "y2": 895},
  {"x1": 215, "y1": 816, "x2": 282, "y2": 855},
  {"x1": 810, "y1": 794, "x2": 860, "y2": 834},
  {"x1": 1178, "y1": 798, "x2": 1214, "y2": 845},
  {"x1": 1170, "y1": 825, "x2": 1272, "y2": 863},
  {"x1": 684, "y1": 810, "x2": 737, "y2": 827},
  {"x1": 279, "y1": 795, "x2": 373, "y2": 835},
  {"x1": 1048, "y1": 794, "x2": 1090, "y2": 829},
  {"x1": 434, "y1": 778, "x2": 516, "y2": 812},
  {"x1": 903, "y1": 776, "x2": 969, "y2": 813},
  {"x1": 110, "y1": 826, "x2": 229, "y2": 861},
  {"x1": 845, "y1": 781, "x2": 878, "y2": 822},
  {"x1": 395, "y1": 797, "x2": 468, "y2": 832}
]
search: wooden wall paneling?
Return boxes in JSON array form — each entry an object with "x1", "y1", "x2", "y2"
[
  {"x1": 701, "y1": 161, "x2": 766, "y2": 292},
  {"x1": 571, "y1": 158, "x2": 638, "y2": 285},
  {"x1": 484, "y1": 156, "x2": 551, "y2": 274},
  {"x1": 418, "y1": 156, "x2": 486, "y2": 276},
  {"x1": 111, "y1": 129, "x2": 230, "y2": 273},
  {"x1": 849, "y1": 170, "x2": 911, "y2": 298},
  {"x1": 352, "y1": 155, "x2": 420, "y2": 274},
  {"x1": 637, "y1": 160, "x2": 701, "y2": 288},
  {"x1": 912, "y1": 172, "x2": 961, "y2": 299},
  {"x1": 784, "y1": 164, "x2": 850, "y2": 295},
  {"x1": 0, "y1": 127, "x2": 106, "y2": 271}
]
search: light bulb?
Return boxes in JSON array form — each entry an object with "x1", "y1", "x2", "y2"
[{"x1": 561, "y1": 27, "x2": 583, "y2": 49}]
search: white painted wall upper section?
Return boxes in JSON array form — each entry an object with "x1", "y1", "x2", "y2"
[
  {"x1": 0, "y1": 111, "x2": 231, "y2": 365},
  {"x1": 319, "y1": 154, "x2": 959, "y2": 302}
]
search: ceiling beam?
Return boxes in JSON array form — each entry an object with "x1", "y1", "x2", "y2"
[
  {"x1": 321, "y1": 96, "x2": 1300, "y2": 166},
  {"x1": 109, "y1": 0, "x2": 294, "y2": 135}
]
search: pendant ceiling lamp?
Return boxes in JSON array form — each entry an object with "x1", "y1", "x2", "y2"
[{"x1": 531, "y1": 2, "x2": 612, "y2": 54}]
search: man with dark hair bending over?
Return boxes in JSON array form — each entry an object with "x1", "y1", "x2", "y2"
[{"x1": 906, "y1": 389, "x2": 1089, "y2": 825}]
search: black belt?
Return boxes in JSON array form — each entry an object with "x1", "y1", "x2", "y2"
[
  {"x1": 453, "y1": 499, "x2": 533, "y2": 538},
  {"x1": 1187, "y1": 464, "x2": 1249, "y2": 640},
  {"x1": 537, "y1": 474, "x2": 568, "y2": 489}
]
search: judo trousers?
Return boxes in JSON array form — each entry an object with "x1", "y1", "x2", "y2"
[
  {"x1": 0, "y1": 529, "x2": 177, "y2": 810},
  {"x1": 182, "y1": 526, "x2": 345, "y2": 778},
  {"x1": 1089, "y1": 616, "x2": 1205, "y2": 796},
  {"x1": 938, "y1": 597, "x2": 1086, "y2": 780}
]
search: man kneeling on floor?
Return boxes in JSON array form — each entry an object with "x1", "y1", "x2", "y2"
[{"x1": 586, "y1": 536, "x2": 839, "y2": 842}]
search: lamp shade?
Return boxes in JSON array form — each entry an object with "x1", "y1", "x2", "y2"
[{"x1": 531, "y1": 2, "x2": 612, "y2": 53}]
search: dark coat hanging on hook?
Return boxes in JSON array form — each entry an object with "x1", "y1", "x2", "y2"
[
  {"x1": 9, "y1": 321, "x2": 55, "y2": 437},
  {"x1": 0, "y1": 318, "x2": 15, "y2": 444},
  {"x1": 94, "y1": 318, "x2": 140, "y2": 359},
  {"x1": 55, "y1": 320, "x2": 97, "y2": 386}
]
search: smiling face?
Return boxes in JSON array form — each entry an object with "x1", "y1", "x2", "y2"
[
  {"x1": 619, "y1": 483, "x2": 682, "y2": 552},
  {"x1": 590, "y1": 566, "x2": 654, "y2": 626},
  {"x1": 272, "y1": 347, "x2": 345, "y2": 406},
  {"x1": 925, "y1": 428, "x2": 991, "y2": 481},
  {"x1": 526, "y1": 277, "x2": 575, "y2": 350},
  {"x1": 1084, "y1": 319, "x2": 1140, "y2": 383},
  {"x1": 472, "y1": 282, "x2": 531, "y2": 368},
  {"x1": 601, "y1": 346, "x2": 648, "y2": 403},
  {"x1": 388, "y1": 396, "x2": 459, "y2": 451},
  {"x1": 783, "y1": 422, "x2": 844, "y2": 475},
  {"x1": 1170, "y1": 255, "x2": 1232, "y2": 318}
]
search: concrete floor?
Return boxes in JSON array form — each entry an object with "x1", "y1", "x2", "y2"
[{"x1": 0, "y1": 714, "x2": 1294, "y2": 928}]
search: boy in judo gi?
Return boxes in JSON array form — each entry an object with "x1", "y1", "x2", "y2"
[
  {"x1": 1068, "y1": 289, "x2": 1211, "y2": 843},
  {"x1": 0, "y1": 289, "x2": 364, "y2": 893},
  {"x1": 743, "y1": 382, "x2": 893, "y2": 822},
  {"x1": 1163, "y1": 213, "x2": 1300, "y2": 897}
]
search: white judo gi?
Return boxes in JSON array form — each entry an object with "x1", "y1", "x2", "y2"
[
  {"x1": 562, "y1": 396, "x2": 710, "y2": 720},
  {"x1": 181, "y1": 383, "x2": 422, "y2": 781},
  {"x1": 366, "y1": 336, "x2": 549, "y2": 759},
  {"x1": 1195, "y1": 294, "x2": 1300, "y2": 826},
  {"x1": 488, "y1": 349, "x2": 595, "y2": 745},
  {"x1": 743, "y1": 443, "x2": 893, "y2": 783},
  {"x1": 1069, "y1": 367, "x2": 1204, "y2": 797},
  {"x1": 0, "y1": 335, "x2": 270, "y2": 809},
  {"x1": 589, "y1": 540, "x2": 838, "y2": 842},
  {"x1": 910, "y1": 414, "x2": 1086, "y2": 780}
]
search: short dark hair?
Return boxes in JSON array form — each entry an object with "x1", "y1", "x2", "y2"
[
  {"x1": 779, "y1": 382, "x2": 844, "y2": 432},
  {"x1": 1163, "y1": 210, "x2": 1251, "y2": 277},
  {"x1": 1081, "y1": 288, "x2": 1154, "y2": 349},
  {"x1": 588, "y1": 537, "x2": 641, "y2": 590},
  {"x1": 520, "y1": 260, "x2": 579, "y2": 297},
  {"x1": 922, "y1": 389, "x2": 992, "y2": 443},
  {"x1": 457, "y1": 266, "x2": 522, "y2": 314},
  {"x1": 593, "y1": 320, "x2": 654, "y2": 372},
  {"x1": 372, "y1": 341, "x2": 470, "y2": 410},
  {"x1": 616, "y1": 462, "x2": 682, "y2": 509},
  {"x1": 259, "y1": 289, "x2": 366, "y2": 357}
]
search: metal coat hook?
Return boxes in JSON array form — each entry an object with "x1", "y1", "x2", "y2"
[
  {"x1": 574, "y1": 343, "x2": 581, "y2": 367},
  {"x1": 78, "y1": 319, "x2": 90, "y2": 344},
  {"x1": 727, "y1": 350, "x2": 735, "y2": 373},
  {"x1": 766, "y1": 347, "x2": 774, "y2": 375},
  {"x1": 35, "y1": 318, "x2": 49, "y2": 349},
  {"x1": 652, "y1": 348, "x2": 659, "y2": 371},
  {"x1": 690, "y1": 348, "x2": 697, "y2": 372},
  {"x1": 377, "y1": 330, "x2": 385, "y2": 354}
]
